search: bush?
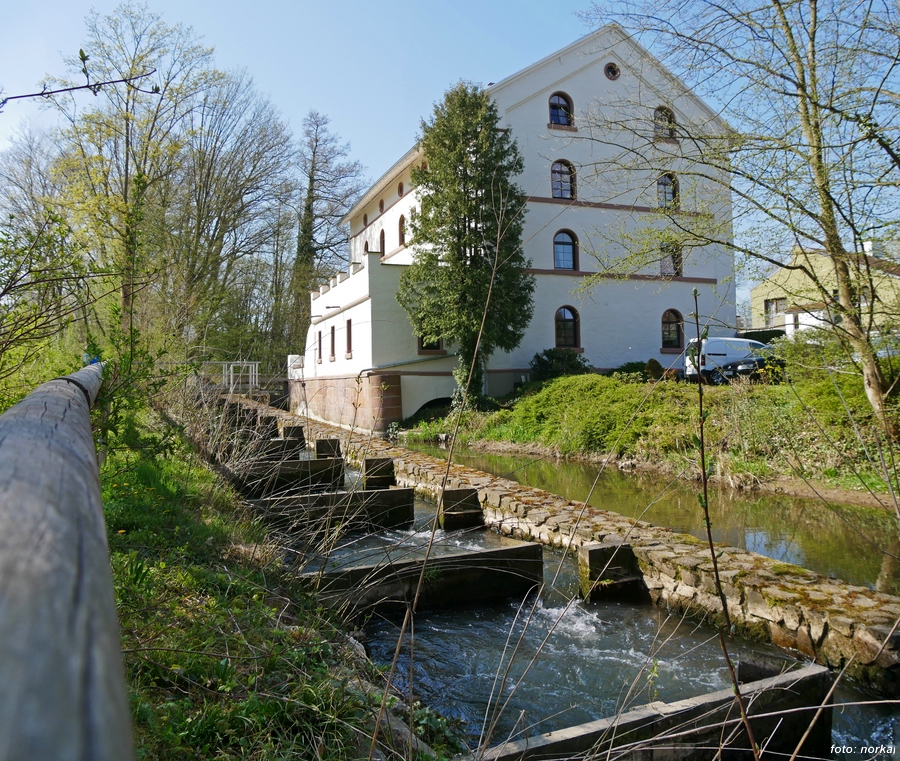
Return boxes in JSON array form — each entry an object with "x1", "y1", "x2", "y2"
[
  {"x1": 645, "y1": 358, "x2": 664, "y2": 380},
  {"x1": 529, "y1": 347, "x2": 591, "y2": 382},
  {"x1": 605, "y1": 361, "x2": 648, "y2": 380}
]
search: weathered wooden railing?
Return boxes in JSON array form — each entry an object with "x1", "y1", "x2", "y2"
[{"x1": 0, "y1": 364, "x2": 133, "y2": 760}]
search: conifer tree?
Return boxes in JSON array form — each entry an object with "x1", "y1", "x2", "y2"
[{"x1": 397, "y1": 83, "x2": 534, "y2": 405}]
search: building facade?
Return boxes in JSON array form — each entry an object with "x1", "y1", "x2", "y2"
[
  {"x1": 290, "y1": 24, "x2": 736, "y2": 431},
  {"x1": 750, "y1": 244, "x2": 900, "y2": 336}
]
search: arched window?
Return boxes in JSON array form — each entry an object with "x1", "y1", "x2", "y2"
[
  {"x1": 398, "y1": 215, "x2": 406, "y2": 246},
  {"x1": 553, "y1": 231, "x2": 577, "y2": 270},
  {"x1": 379, "y1": 229, "x2": 385, "y2": 254},
  {"x1": 555, "y1": 306, "x2": 580, "y2": 348},
  {"x1": 549, "y1": 93, "x2": 574, "y2": 127},
  {"x1": 660, "y1": 241, "x2": 683, "y2": 277},
  {"x1": 364, "y1": 241, "x2": 369, "y2": 253},
  {"x1": 661, "y1": 309, "x2": 684, "y2": 349},
  {"x1": 654, "y1": 106, "x2": 677, "y2": 141},
  {"x1": 552, "y1": 161, "x2": 576, "y2": 199},
  {"x1": 363, "y1": 213, "x2": 368, "y2": 226},
  {"x1": 398, "y1": 182, "x2": 404, "y2": 196},
  {"x1": 657, "y1": 173, "x2": 679, "y2": 209}
]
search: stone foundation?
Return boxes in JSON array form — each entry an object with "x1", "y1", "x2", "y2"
[{"x1": 288, "y1": 373, "x2": 402, "y2": 432}]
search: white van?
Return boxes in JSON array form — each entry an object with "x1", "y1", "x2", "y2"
[{"x1": 683, "y1": 337, "x2": 769, "y2": 383}]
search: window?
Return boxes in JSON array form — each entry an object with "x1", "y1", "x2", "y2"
[
  {"x1": 398, "y1": 182, "x2": 404, "y2": 196},
  {"x1": 553, "y1": 231, "x2": 577, "y2": 270},
  {"x1": 764, "y1": 297, "x2": 787, "y2": 327},
  {"x1": 654, "y1": 106, "x2": 677, "y2": 141},
  {"x1": 555, "y1": 306, "x2": 579, "y2": 348},
  {"x1": 552, "y1": 161, "x2": 576, "y2": 199},
  {"x1": 418, "y1": 337, "x2": 444, "y2": 354},
  {"x1": 398, "y1": 215, "x2": 406, "y2": 246},
  {"x1": 329, "y1": 325, "x2": 335, "y2": 361},
  {"x1": 660, "y1": 241, "x2": 683, "y2": 277},
  {"x1": 379, "y1": 199, "x2": 384, "y2": 213},
  {"x1": 661, "y1": 309, "x2": 684, "y2": 349},
  {"x1": 363, "y1": 213, "x2": 368, "y2": 226},
  {"x1": 604, "y1": 62, "x2": 620, "y2": 80},
  {"x1": 657, "y1": 173, "x2": 679, "y2": 209},
  {"x1": 549, "y1": 93, "x2": 574, "y2": 127},
  {"x1": 346, "y1": 319, "x2": 352, "y2": 356},
  {"x1": 379, "y1": 229, "x2": 385, "y2": 254},
  {"x1": 317, "y1": 331, "x2": 322, "y2": 363},
  {"x1": 364, "y1": 241, "x2": 369, "y2": 253}
]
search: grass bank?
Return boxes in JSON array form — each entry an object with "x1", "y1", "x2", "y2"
[
  {"x1": 103, "y1": 410, "x2": 461, "y2": 760},
  {"x1": 402, "y1": 372, "x2": 898, "y2": 495}
]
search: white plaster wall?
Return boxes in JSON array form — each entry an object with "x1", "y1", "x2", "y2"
[
  {"x1": 298, "y1": 24, "x2": 736, "y2": 413},
  {"x1": 303, "y1": 255, "x2": 374, "y2": 376}
]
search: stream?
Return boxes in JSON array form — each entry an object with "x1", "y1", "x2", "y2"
[{"x1": 353, "y1": 447, "x2": 899, "y2": 757}]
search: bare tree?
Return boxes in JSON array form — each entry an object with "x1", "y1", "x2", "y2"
[
  {"x1": 580, "y1": 0, "x2": 900, "y2": 435},
  {"x1": 287, "y1": 111, "x2": 366, "y2": 351}
]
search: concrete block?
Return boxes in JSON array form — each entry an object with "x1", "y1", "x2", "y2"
[
  {"x1": 315, "y1": 438, "x2": 342, "y2": 458},
  {"x1": 439, "y1": 488, "x2": 483, "y2": 531},
  {"x1": 363, "y1": 457, "x2": 395, "y2": 489}
]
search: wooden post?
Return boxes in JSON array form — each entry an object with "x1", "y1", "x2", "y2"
[{"x1": 0, "y1": 364, "x2": 134, "y2": 760}]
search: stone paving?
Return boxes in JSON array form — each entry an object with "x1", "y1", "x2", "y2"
[{"x1": 228, "y1": 400, "x2": 900, "y2": 695}]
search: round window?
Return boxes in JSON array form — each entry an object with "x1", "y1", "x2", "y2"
[{"x1": 604, "y1": 62, "x2": 620, "y2": 80}]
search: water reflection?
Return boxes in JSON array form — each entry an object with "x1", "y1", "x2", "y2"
[{"x1": 409, "y1": 443, "x2": 900, "y2": 592}]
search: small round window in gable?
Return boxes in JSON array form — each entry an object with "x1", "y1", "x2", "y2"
[{"x1": 604, "y1": 62, "x2": 620, "y2": 80}]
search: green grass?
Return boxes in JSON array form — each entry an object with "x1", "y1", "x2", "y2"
[
  {"x1": 102, "y1": 410, "x2": 449, "y2": 760},
  {"x1": 402, "y1": 370, "x2": 899, "y2": 490}
]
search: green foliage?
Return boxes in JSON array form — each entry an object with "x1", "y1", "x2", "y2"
[
  {"x1": 397, "y1": 82, "x2": 535, "y2": 405},
  {"x1": 402, "y1": 362, "x2": 900, "y2": 488},
  {"x1": 529, "y1": 348, "x2": 591, "y2": 382},
  {"x1": 104, "y1": 410, "x2": 382, "y2": 760},
  {"x1": 606, "y1": 361, "x2": 648, "y2": 379},
  {"x1": 645, "y1": 358, "x2": 664, "y2": 380},
  {"x1": 0, "y1": 216, "x2": 88, "y2": 383}
]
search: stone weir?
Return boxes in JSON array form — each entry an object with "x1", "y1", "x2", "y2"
[{"x1": 227, "y1": 401, "x2": 900, "y2": 695}]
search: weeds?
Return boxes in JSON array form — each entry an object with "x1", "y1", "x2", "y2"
[{"x1": 104, "y1": 409, "x2": 386, "y2": 760}]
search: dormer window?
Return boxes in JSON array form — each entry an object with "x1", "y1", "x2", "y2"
[
  {"x1": 549, "y1": 93, "x2": 574, "y2": 128},
  {"x1": 654, "y1": 106, "x2": 677, "y2": 141}
]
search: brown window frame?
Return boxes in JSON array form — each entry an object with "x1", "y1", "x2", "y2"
[
  {"x1": 555, "y1": 306, "x2": 580, "y2": 349},
  {"x1": 551, "y1": 161, "x2": 576, "y2": 200}
]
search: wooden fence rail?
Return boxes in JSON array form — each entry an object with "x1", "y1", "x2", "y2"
[{"x1": 0, "y1": 364, "x2": 133, "y2": 760}]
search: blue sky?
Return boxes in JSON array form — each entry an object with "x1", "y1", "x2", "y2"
[{"x1": 1, "y1": 0, "x2": 592, "y2": 181}]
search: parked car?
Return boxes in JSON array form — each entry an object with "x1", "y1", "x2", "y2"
[
  {"x1": 684, "y1": 337, "x2": 771, "y2": 383},
  {"x1": 717, "y1": 348, "x2": 785, "y2": 384}
]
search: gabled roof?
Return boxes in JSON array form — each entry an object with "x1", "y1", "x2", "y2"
[{"x1": 342, "y1": 23, "x2": 729, "y2": 224}]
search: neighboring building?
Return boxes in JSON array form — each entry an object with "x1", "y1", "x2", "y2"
[
  {"x1": 750, "y1": 243, "x2": 900, "y2": 336},
  {"x1": 290, "y1": 24, "x2": 736, "y2": 431}
]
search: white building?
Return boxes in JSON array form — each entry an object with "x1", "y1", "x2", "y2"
[{"x1": 290, "y1": 24, "x2": 735, "y2": 432}]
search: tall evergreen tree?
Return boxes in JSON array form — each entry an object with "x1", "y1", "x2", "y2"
[{"x1": 397, "y1": 83, "x2": 534, "y2": 404}]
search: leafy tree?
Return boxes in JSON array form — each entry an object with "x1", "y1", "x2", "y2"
[
  {"x1": 49, "y1": 3, "x2": 214, "y2": 331},
  {"x1": 397, "y1": 83, "x2": 534, "y2": 405},
  {"x1": 581, "y1": 0, "x2": 900, "y2": 436}
]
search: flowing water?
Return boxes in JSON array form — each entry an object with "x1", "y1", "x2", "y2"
[
  {"x1": 351, "y1": 452, "x2": 899, "y2": 756},
  {"x1": 407, "y1": 443, "x2": 900, "y2": 593}
]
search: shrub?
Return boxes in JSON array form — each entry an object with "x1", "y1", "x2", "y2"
[
  {"x1": 605, "y1": 361, "x2": 647, "y2": 380},
  {"x1": 529, "y1": 347, "x2": 591, "y2": 382},
  {"x1": 645, "y1": 358, "x2": 664, "y2": 380}
]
